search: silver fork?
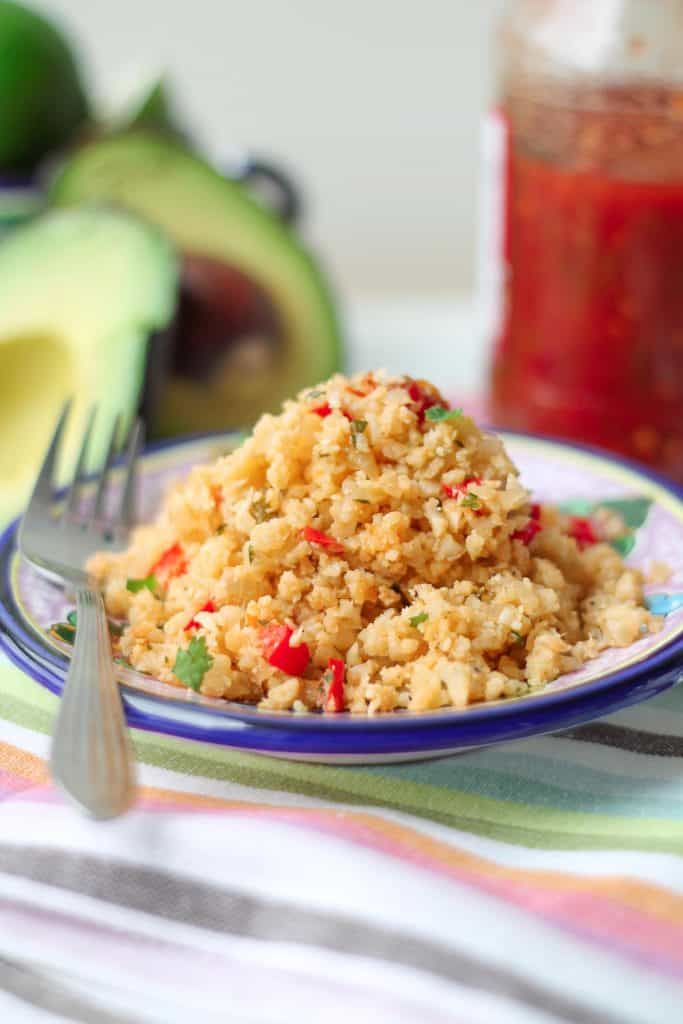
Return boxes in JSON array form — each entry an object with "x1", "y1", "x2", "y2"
[{"x1": 19, "y1": 402, "x2": 143, "y2": 819}]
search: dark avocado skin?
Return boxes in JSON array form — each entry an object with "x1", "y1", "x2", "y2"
[{"x1": 0, "y1": 1, "x2": 89, "y2": 171}]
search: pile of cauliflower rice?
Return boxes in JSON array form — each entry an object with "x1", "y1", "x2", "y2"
[{"x1": 88, "y1": 372, "x2": 661, "y2": 714}]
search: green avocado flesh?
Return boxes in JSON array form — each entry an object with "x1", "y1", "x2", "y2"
[
  {"x1": 49, "y1": 134, "x2": 343, "y2": 434},
  {"x1": 0, "y1": 206, "x2": 177, "y2": 522},
  {"x1": 0, "y1": 1, "x2": 88, "y2": 170}
]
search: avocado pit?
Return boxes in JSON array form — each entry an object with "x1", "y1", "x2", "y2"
[{"x1": 175, "y1": 253, "x2": 283, "y2": 381}]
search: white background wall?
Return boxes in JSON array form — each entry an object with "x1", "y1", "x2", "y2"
[{"x1": 38, "y1": 0, "x2": 501, "y2": 298}]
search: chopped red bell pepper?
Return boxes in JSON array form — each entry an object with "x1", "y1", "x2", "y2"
[
  {"x1": 530, "y1": 502, "x2": 542, "y2": 521},
  {"x1": 302, "y1": 526, "x2": 345, "y2": 555},
  {"x1": 405, "y1": 380, "x2": 440, "y2": 421},
  {"x1": 511, "y1": 520, "x2": 543, "y2": 545},
  {"x1": 185, "y1": 600, "x2": 216, "y2": 632},
  {"x1": 150, "y1": 543, "x2": 188, "y2": 585},
  {"x1": 259, "y1": 623, "x2": 311, "y2": 675},
  {"x1": 568, "y1": 516, "x2": 599, "y2": 548},
  {"x1": 325, "y1": 657, "x2": 345, "y2": 712},
  {"x1": 442, "y1": 475, "x2": 482, "y2": 500},
  {"x1": 311, "y1": 402, "x2": 352, "y2": 421}
]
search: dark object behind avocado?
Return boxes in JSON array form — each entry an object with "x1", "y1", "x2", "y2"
[{"x1": 49, "y1": 133, "x2": 343, "y2": 435}]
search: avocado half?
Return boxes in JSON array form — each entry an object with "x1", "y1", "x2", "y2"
[
  {"x1": 0, "y1": 206, "x2": 177, "y2": 522},
  {"x1": 49, "y1": 134, "x2": 343, "y2": 435}
]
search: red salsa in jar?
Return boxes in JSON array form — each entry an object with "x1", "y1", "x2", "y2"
[{"x1": 488, "y1": 4, "x2": 683, "y2": 482}]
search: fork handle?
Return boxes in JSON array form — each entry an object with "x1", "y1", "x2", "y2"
[{"x1": 50, "y1": 586, "x2": 136, "y2": 819}]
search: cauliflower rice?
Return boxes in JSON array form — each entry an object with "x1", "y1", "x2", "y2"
[{"x1": 88, "y1": 372, "x2": 661, "y2": 714}]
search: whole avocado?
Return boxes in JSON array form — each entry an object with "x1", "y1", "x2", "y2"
[{"x1": 0, "y1": 1, "x2": 88, "y2": 171}]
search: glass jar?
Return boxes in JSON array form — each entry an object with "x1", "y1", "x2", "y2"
[{"x1": 486, "y1": 0, "x2": 683, "y2": 481}]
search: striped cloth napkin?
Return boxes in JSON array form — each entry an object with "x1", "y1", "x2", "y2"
[{"x1": 1, "y1": 650, "x2": 683, "y2": 1024}]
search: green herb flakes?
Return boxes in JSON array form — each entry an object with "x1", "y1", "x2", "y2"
[
  {"x1": 248, "y1": 543, "x2": 255, "y2": 564},
  {"x1": 354, "y1": 498, "x2": 370, "y2": 504},
  {"x1": 409, "y1": 612, "x2": 429, "y2": 628},
  {"x1": 126, "y1": 574, "x2": 158, "y2": 594},
  {"x1": 510, "y1": 630, "x2": 525, "y2": 645},
  {"x1": 425, "y1": 406, "x2": 463, "y2": 422},
  {"x1": 350, "y1": 419, "x2": 368, "y2": 447},
  {"x1": 67, "y1": 610, "x2": 77, "y2": 628},
  {"x1": 462, "y1": 492, "x2": 482, "y2": 511},
  {"x1": 249, "y1": 496, "x2": 271, "y2": 523},
  {"x1": 173, "y1": 635, "x2": 213, "y2": 692},
  {"x1": 215, "y1": 523, "x2": 226, "y2": 535}
]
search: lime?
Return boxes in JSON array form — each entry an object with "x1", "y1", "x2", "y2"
[{"x1": 0, "y1": 1, "x2": 88, "y2": 170}]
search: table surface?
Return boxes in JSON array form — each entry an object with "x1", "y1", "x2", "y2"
[{"x1": 2, "y1": 298, "x2": 683, "y2": 1024}]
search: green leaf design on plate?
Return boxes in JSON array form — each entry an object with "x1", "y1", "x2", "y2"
[
  {"x1": 597, "y1": 497, "x2": 652, "y2": 529},
  {"x1": 610, "y1": 534, "x2": 636, "y2": 558},
  {"x1": 557, "y1": 496, "x2": 651, "y2": 528},
  {"x1": 557, "y1": 498, "x2": 595, "y2": 517},
  {"x1": 557, "y1": 495, "x2": 652, "y2": 556}
]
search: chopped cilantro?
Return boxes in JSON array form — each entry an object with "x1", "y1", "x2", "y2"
[
  {"x1": 249, "y1": 496, "x2": 272, "y2": 523},
  {"x1": 126, "y1": 574, "x2": 158, "y2": 594},
  {"x1": 350, "y1": 419, "x2": 368, "y2": 447},
  {"x1": 462, "y1": 492, "x2": 482, "y2": 510},
  {"x1": 425, "y1": 406, "x2": 463, "y2": 422},
  {"x1": 409, "y1": 612, "x2": 429, "y2": 628},
  {"x1": 173, "y1": 635, "x2": 213, "y2": 692},
  {"x1": 510, "y1": 630, "x2": 525, "y2": 645},
  {"x1": 248, "y1": 543, "x2": 255, "y2": 564}
]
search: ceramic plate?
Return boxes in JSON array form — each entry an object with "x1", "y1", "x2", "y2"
[{"x1": 2, "y1": 432, "x2": 683, "y2": 763}]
